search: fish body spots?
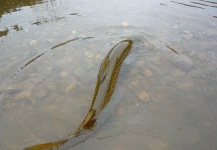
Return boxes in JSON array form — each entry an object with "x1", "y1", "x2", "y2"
[{"x1": 23, "y1": 40, "x2": 133, "y2": 150}]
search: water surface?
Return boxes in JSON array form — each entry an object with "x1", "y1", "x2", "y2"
[{"x1": 0, "y1": 0, "x2": 217, "y2": 150}]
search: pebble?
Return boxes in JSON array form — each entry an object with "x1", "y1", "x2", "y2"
[
  {"x1": 122, "y1": 22, "x2": 128, "y2": 27},
  {"x1": 143, "y1": 69, "x2": 152, "y2": 77},
  {"x1": 3, "y1": 102, "x2": 15, "y2": 110},
  {"x1": 0, "y1": 92, "x2": 3, "y2": 98},
  {"x1": 72, "y1": 31, "x2": 77, "y2": 34},
  {"x1": 129, "y1": 68, "x2": 138, "y2": 76},
  {"x1": 174, "y1": 61, "x2": 193, "y2": 73},
  {"x1": 189, "y1": 131, "x2": 201, "y2": 144},
  {"x1": 183, "y1": 30, "x2": 190, "y2": 34},
  {"x1": 84, "y1": 51, "x2": 95, "y2": 58},
  {"x1": 202, "y1": 83, "x2": 217, "y2": 100},
  {"x1": 180, "y1": 55, "x2": 193, "y2": 65},
  {"x1": 118, "y1": 107, "x2": 125, "y2": 115},
  {"x1": 172, "y1": 68, "x2": 185, "y2": 77},
  {"x1": 64, "y1": 81, "x2": 77, "y2": 94},
  {"x1": 183, "y1": 33, "x2": 193, "y2": 40},
  {"x1": 95, "y1": 53, "x2": 102, "y2": 59},
  {"x1": 188, "y1": 70, "x2": 201, "y2": 78},
  {"x1": 137, "y1": 61, "x2": 144, "y2": 67},
  {"x1": 33, "y1": 85, "x2": 47, "y2": 99},
  {"x1": 59, "y1": 71, "x2": 69, "y2": 77},
  {"x1": 128, "y1": 80, "x2": 138, "y2": 89},
  {"x1": 178, "y1": 82, "x2": 194, "y2": 90},
  {"x1": 47, "y1": 38, "x2": 54, "y2": 43},
  {"x1": 137, "y1": 91, "x2": 151, "y2": 103},
  {"x1": 206, "y1": 29, "x2": 217, "y2": 36},
  {"x1": 29, "y1": 40, "x2": 38, "y2": 46},
  {"x1": 15, "y1": 91, "x2": 31, "y2": 101},
  {"x1": 196, "y1": 53, "x2": 207, "y2": 62},
  {"x1": 24, "y1": 29, "x2": 29, "y2": 33},
  {"x1": 148, "y1": 139, "x2": 168, "y2": 149},
  {"x1": 203, "y1": 121, "x2": 212, "y2": 128}
]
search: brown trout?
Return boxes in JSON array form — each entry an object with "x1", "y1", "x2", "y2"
[{"x1": 24, "y1": 40, "x2": 133, "y2": 150}]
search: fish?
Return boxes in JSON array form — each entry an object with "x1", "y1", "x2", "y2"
[{"x1": 23, "y1": 40, "x2": 133, "y2": 150}]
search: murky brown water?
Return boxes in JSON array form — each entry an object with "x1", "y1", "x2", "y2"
[{"x1": 0, "y1": 0, "x2": 217, "y2": 149}]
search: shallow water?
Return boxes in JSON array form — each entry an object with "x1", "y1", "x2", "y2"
[{"x1": 0, "y1": 0, "x2": 217, "y2": 150}]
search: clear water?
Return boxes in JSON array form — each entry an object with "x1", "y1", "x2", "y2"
[{"x1": 0, "y1": 0, "x2": 217, "y2": 149}]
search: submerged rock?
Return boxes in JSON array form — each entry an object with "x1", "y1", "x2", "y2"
[
  {"x1": 59, "y1": 71, "x2": 69, "y2": 78},
  {"x1": 32, "y1": 84, "x2": 47, "y2": 99},
  {"x1": 143, "y1": 69, "x2": 153, "y2": 77},
  {"x1": 64, "y1": 81, "x2": 77, "y2": 94},
  {"x1": 174, "y1": 61, "x2": 193, "y2": 73},
  {"x1": 188, "y1": 70, "x2": 202, "y2": 78},
  {"x1": 137, "y1": 91, "x2": 151, "y2": 103},
  {"x1": 15, "y1": 91, "x2": 31, "y2": 101},
  {"x1": 183, "y1": 33, "x2": 193, "y2": 40},
  {"x1": 29, "y1": 40, "x2": 38, "y2": 46},
  {"x1": 178, "y1": 82, "x2": 194, "y2": 90}
]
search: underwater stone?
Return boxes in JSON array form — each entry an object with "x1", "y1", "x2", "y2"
[
  {"x1": 143, "y1": 69, "x2": 153, "y2": 77},
  {"x1": 33, "y1": 85, "x2": 47, "y2": 99},
  {"x1": 178, "y1": 82, "x2": 194, "y2": 90},
  {"x1": 59, "y1": 71, "x2": 69, "y2": 78},
  {"x1": 137, "y1": 91, "x2": 151, "y2": 103},
  {"x1": 64, "y1": 81, "x2": 77, "y2": 94},
  {"x1": 183, "y1": 33, "x2": 193, "y2": 40},
  {"x1": 174, "y1": 61, "x2": 193, "y2": 73},
  {"x1": 15, "y1": 91, "x2": 31, "y2": 101},
  {"x1": 29, "y1": 40, "x2": 38, "y2": 46}
]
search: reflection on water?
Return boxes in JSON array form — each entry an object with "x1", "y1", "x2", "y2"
[
  {"x1": 0, "y1": 0, "x2": 78, "y2": 37},
  {"x1": 0, "y1": 0, "x2": 43, "y2": 16},
  {"x1": 0, "y1": 0, "x2": 217, "y2": 150}
]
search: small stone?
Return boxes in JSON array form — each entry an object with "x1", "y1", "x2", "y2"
[
  {"x1": 0, "y1": 94, "x2": 4, "y2": 102},
  {"x1": 174, "y1": 61, "x2": 193, "y2": 73},
  {"x1": 206, "y1": 29, "x2": 217, "y2": 36},
  {"x1": 129, "y1": 68, "x2": 138, "y2": 76},
  {"x1": 137, "y1": 91, "x2": 151, "y2": 103},
  {"x1": 128, "y1": 80, "x2": 138, "y2": 89},
  {"x1": 64, "y1": 82, "x2": 77, "y2": 94},
  {"x1": 183, "y1": 30, "x2": 190, "y2": 34},
  {"x1": 202, "y1": 83, "x2": 217, "y2": 100},
  {"x1": 122, "y1": 22, "x2": 128, "y2": 27},
  {"x1": 183, "y1": 33, "x2": 193, "y2": 40},
  {"x1": 143, "y1": 69, "x2": 152, "y2": 77},
  {"x1": 33, "y1": 85, "x2": 47, "y2": 99},
  {"x1": 118, "y1": 107, "x2": 125, "y2": 115},
  {"x1": 84, "y1": 51, "x2": 95, "y2": 58},
  {"x1": 15, "y1": 91, "x2": 30, "y2": 100},
  {"x1": 204, "y1": 121, "x2": 212, "y2": 128},
  {"x1": 72, "y1": 31, "x2": 77, "y2": 34},
  {"x1": 197, "y1": 53, "x2": 207, "y2": 61},
  {"x1": 47, "y1": 38, "x2": 54, "y2": 43},
  {"x1": 59, "y1": 71, "x2": 69, "y2": 77},
  {"x1": 180, "y1": 55, "x2": 193, "y2": 65},
  {"x1": 188, "y1": 70, "x2": 201, "y2": 78},
  {"x1": 172, "y1": 69, "x2": 185, "y2": 77},
  {"x1": 95, "y1": 53, "x2": 102, "y2": 59},
  {"x1": 29, "y1": 40, "x2": 38, "y2": 46},
  {"x1": 189, "y1": 131, "x2": 201, "y2": 144},
  {"x1": 3, "y1": 102, "x2": 15, "y2": 110},
  {"x1": 25, "y1": 29, "x2": 29, "y2": 33},
  {"x1": 137, "y1": 61, "x2": 144, "y2": 67},
  {"x1": 178, "y1": 82, "x2": 194, "y2": 90}
]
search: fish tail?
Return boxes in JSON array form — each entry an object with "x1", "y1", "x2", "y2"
[{"x1": 23, "y1": 140, "x2": 67, "y2": 150}]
